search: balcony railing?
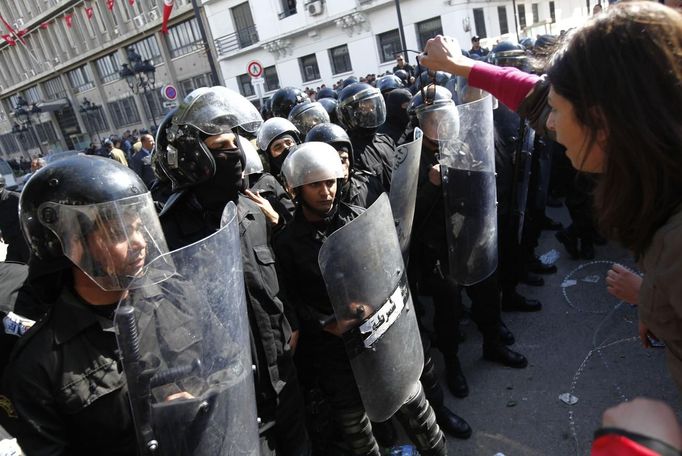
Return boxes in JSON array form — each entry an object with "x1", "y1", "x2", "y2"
[{"x1": 214, "y1": 25, "x2": 259, "y2": 57}]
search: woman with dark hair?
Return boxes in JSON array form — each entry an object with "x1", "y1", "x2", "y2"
[{"x1": 419, "y1": 1, "x2": 682, "y2": 448}]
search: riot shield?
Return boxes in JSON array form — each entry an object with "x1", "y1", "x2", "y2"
[
  {"x1": 318, "y1": 193, "x2": 423, "y2": 422},
  {"x1": 510, "y1": 123, "x2": 535, "y2": 245},
  {"x1": 115, "y1": 202, "x2": 259, "y2": 456},
  {"x1": 439, "y1": 93, "x2": 498, "y2": 286},
  {"x1": 388, "y1": 127, "x2": 423, "y2": 262}
]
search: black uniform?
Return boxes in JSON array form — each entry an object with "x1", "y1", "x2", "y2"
[
  {"x1": 349, "y1": 132, "x2": 395, "y2": 193},
  {"x1": 160, "y1": 191, "x2": 308, "y2": 455},
  {"x1": 0, "y1": 188, "x2": 29, "y2": 263},
  {"x1": 343, "y1": 171, "x2": 384, "y2": 209},
  {"x1": 248, "y1": 172, "x2": 296, "y2": 226}
]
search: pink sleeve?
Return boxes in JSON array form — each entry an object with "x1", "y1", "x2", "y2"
[{"x1": 467, "y1": 62, "x2": 541, "y2": 112}]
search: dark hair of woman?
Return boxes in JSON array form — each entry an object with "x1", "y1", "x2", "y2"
[{"x1": 547, "y1": 2, "x2": 682, "y2": 258}]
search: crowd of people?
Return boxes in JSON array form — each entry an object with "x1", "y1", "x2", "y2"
[{"x1": 0, "y1": 2, "x2": 680, "y2": 455}]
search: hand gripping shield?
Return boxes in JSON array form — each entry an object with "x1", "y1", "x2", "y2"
[
  {"x1": 438, "y1": 93, "x2": 498, "y2": 286},
  {"x1": 114, "y1": 202, "x2": 259, "y2": 456},
  {"x1": 318, "y1": 193, "x2": 424, "y2": 422},
  {"x1": 388, "y1": 127, "x2": 423, "y2": 263}
]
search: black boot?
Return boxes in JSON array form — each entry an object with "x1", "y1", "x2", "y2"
[
  {"x1": 498, "y1": 321, "x2": 515, "y2": 346},
  {"x1": 501, "y1": 291, "x2": 542, "y2": 312},
  {"x1": 556, "y1": 229, "x2": 580, "y2": 259},
  {"x1": 483, "y1": 343, "x2": 528, "y2": 369},
  {"x1": 420, "y1": 355, "x2": 471, "y2": 438}
]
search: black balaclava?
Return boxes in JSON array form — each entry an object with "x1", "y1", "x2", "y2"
[
  {"x1": 386, "y1": 89, "x2": 412, "y2": 130},
  {"x1": 268, "y1": 133, "x2": 296, "y2": 177},
  {"x1": 194, "y1": 146, "x2": 244, "y2": 212}
]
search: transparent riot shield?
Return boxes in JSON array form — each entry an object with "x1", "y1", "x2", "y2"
[
  {"x1": 388, "y1": 127, "x2": 423, "y2": 262},
  {"x1": 439, "y1": 93, "x2": 497, "y2": 286},
  {"x1": 115, "y1": 202, "x2": 259, "y2": 456},
  {"x1": 318, "y1": 193, "x2": 424, "y2": 422}
]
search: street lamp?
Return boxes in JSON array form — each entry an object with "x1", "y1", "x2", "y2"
[
  {"x1": 119, "y1": 46, "x2": 158, "y2": 132},
  {"x1": 79, "y1": 97, "x2": 102, "y2": 143},
  {"x1": 12, "y1": 96, "x2": 44, "y2": 156}
]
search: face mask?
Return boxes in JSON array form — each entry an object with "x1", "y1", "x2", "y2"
[
  {"x1": 195, "y1": 149, "x2": 244, "y2": 209},
  {"x1": 269, "y1": 147, "x2": 291, "y2": 176}
]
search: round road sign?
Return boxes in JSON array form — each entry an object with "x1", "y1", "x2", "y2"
[
  {"x1": 160, "y1": 84, "x2": 178, "y2": 101},
  {"x1": 247, "y1": 60, "x2": 264, "y2": 78}
]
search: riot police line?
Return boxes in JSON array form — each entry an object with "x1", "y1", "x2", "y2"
[{"x1": 0, "y1": 38, "x2": 557, "y2": 456}]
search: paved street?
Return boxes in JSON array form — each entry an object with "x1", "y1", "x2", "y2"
[{"x1": 437, "y1": 205, "x2": 679, "y2": 455}]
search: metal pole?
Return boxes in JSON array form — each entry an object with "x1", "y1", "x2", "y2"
[
  {"x1": 393, "y1": 0, "x2": 409, "y2": 63},
  {"x1": 190, "y1": 0, "x2": 221, "y2": 85},
  {"x1": 143, "y1": 86, "x2": 158, "y2": 132},
  {"x1": 512, "y1": 0, "x2": 520, "y2": 40},
  {"x1": 28, "y1": 119, "x2": 44, "y2": 156}
]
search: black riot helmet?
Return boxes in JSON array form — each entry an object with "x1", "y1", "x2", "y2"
[
  {"x1": 155, "y1": 86, "x2": 262, "y2": 191},
  {"x1": 0, "y1": 175, "x2": 5, "y2": 189},
  {"x1": 337, "y1": 82, "x2": 387, "y2": 131},
  {"x1": 376, "y1": 74, "x2": 405, "y2": 96},
  {"x1": 317, "y1": 97, "x2": 340, "y2": 125},
  {"x1": 305, "y1": 122, "x2": 354, "y2": 167},
  {"x1": 393, "y1": 69, "x2": 409, "y2": 86},
  {"x1": 342, "y1": 76, "x2": 359, "y2": 88},
  {"x1": 271, "y1": 86, "x2": 310, "y2": 118},
  {"x1": 407, "y1": 84, "x2": 459, "y2": 142},
  {"x1": 317, "y1": 87, "x2": 338, "y2": 100},
  {"x1": 489, "y1": 41, "x2": 529, "y2": 70},
  {"x1": 288, "y1": 101, "x2": 330, "y2": 136},
  {"x1": 19, "y1": 155, "x2": 171, "y2": 290},
  {"x1": 414, "y1": 70, "x2": 451, "y2": 91}
]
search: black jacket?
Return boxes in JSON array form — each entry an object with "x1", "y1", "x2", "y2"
[
  {"x1": 0, "y1": 189, "x2": 29, "y2": 263},
  {"x1": 349, "y1": 131, "x2": 395, "y2": 193},
  {"x1": 159, "y1": 191, "x2": 294, "y2": 423}
]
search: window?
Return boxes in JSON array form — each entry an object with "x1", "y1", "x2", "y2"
[
  {"x1": 95, "y1": 53, "x2": 122, "y2": 84},
  {"x1": 263, "y1": 66, "x2": 280, "y2": 92},
  {"x1": 166, "y1": 18, "x2": 203, "y2": 58},
  {"x1": 43, "y1": 77, "x2": 67, "y2": 100},
  {"x1": 34, "y1": 122, "x2": 59, "y2": 144},
  {"x1": 532, "y1": 3, "x2": 539, "y2": 23},
  {"x1": 299, "y1": 54, "x2": 320, "y2": 82},
  {"x1": 518, "y1": 4, "x2": 527, "y2": 29},
  {"x1": 82, "y1": 105, "x2": 109, "y2": 133},
  {"x1": 279, "y1": 0, "x2": 297, "y2": 19},
  {"x1": 108, "y1": 97, "x2": 141, "y2": 127},
  {"x1": 416, "y1": 17, "x2": 443, "y2": 51},
  {"x1": 67, "y1": 66, "x2": 95, "y2": 93},
  {"x1": 377, "y1": 29, "x2": 402, "y2": 63},
  {"x1": 132, "y1": 35, "x2": 162, "y2": 62},
  {"x1": 231, "y1": 2, "x2": 258, "y2": 48},
  {"x1": 24, "y1": 87, "x2": 41, "y2": 104},
  {"x1": 472, "y1": 9, "x2": 487, "y2": 39},
  {"x1": 238, "y1": 74, "x2": 256, "y2": 97},
  {"x1": 179, "y1": 73, "x2": 213, "y2": 97},
  {"x1": 143, "y1": 90, "x2": 165, "y2": 121},
  {"x1": 329, "y1": 45, "x2": 352, "y2": 75},
  {"x1": 498, "y1": 6, "x2": 509, "y2": 35},
  {"x1": 549, "y1": 1, "x2": 556, "y2": 23},
  {"x1": 0, "y1": 134, "x2": 19, "y2": 157}
]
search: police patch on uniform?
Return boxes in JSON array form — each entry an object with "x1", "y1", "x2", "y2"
[
  {"x1": 0, "y1": 395, "x2": 17, "y2": 418},
  {"x1": 3, "y1": 312, "x2": 35, "y2": 337}
]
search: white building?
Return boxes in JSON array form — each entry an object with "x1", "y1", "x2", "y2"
[{"x1": 205, "y1": 0, "x2": 592, "y2": 106}]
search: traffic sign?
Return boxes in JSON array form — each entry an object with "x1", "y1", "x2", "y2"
[
  {"x1": 247, "y1": 60, "x2": 264, "y2": 78},
  {"x1": 160, "y1": 84, "x2": 178, "y2": 101},
  {"x1": 250, "y1": 77, "x2": 265, "y2": 86},
  {"x1": 163, "y1": 101, "x2": 178, "y2": 108}
]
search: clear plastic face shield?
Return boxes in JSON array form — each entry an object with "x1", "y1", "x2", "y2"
[
  {"x1": 289, "y1": 102, "x2": 330, "y2": 136},
  {"x1": 416, "y1": 100, "x2": 460, "y2": 143},
  {"x1": 241, "y1": 136, "x2": 264, "y2": 176},
  {"x1": 173, "y1": 86, "x2": 263, "y2": 137},
  {"x1": 37, "y1": 193, "x2": 173, "y2": 291},
  {"x1": 340, "y1": 89, "x2": 387, "y2": 129}
]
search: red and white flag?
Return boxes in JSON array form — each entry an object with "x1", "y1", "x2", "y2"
[
  {"x1": 106, "y1": 0, "x2": 115, "y2": 11},
  {"x1": 65, "y1": 14, "x2": 73, "y2": 28},
  {"x1": 85, "y1": 7, "x2": 94, "y2": 19},
  {"x1": 39, "y1": 22, "x2": 49, "y2": 30},
  {"x1": 128, "y1": 0, "x2": 135, "y2": 5},
  {"x1": 0, "y1": 14, "x2": 26, "y2": 45},
  {"x1": 1, "y1": 34, "x2": 15, "y2": 46},
  {"x1": 161, "y1": 0, "x2": 174, "y2": 34}
]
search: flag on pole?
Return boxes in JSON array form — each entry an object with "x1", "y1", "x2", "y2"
[
  {"x1": 39, "y1": 22, "x2": 49, "y2": 30},
  {"x1": 65, "y1": 14, "x2": 73, "y2": 28},
  {"x1": 1, "y1": 34, "x2": 16, "y2": 46},
  {"x1": 0, "y1": 14, "x2": 26, "y2": 45},
  {"x1": 161, "y1": 0, "x2": 174, "y2": 34},
  {"x1": 129, "y1": 0, "x2": 135, "y2": 5},
  {"x1": 106, "y1": 0, "x2": 115, "y2": 11},
  {"x1": 86, "y1": 7, "x2": 94, "y2": 19}
]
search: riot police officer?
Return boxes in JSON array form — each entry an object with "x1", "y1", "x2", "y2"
[
  {"x1": 256, "y1": 117, "x2": 302, "y2": 181},
  {"x1": 155, "y1": 86, "x2": 310, "y2": 455},
  {"x1": 377, "y1": 88, "x2": 412, "y2": 144},
  {"x1": 288, "y1": 101, "x2": 330, "y2": 136},
  {"x1": 0, "y1": 175, "x2": 29, "y2": 263},
  {"x1": 2, "y1": 156, "x2": 170, "y2": 455},
  {"x1": 337, "y1": 82, "x2": 395, "y2": 192},
  {"x1": 271, "y1": 86, "x2": 310, "y2": 118},
  {"x1": 305, "y1": 123, "x2": 383, "y2": 208}
]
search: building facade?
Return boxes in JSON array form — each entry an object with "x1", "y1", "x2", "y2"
[
  {"x1": 0, "y1": 0, "x2": 220, "y2": 159},
  {"x1": 207, "y1": 0, "x2": 591, "y2": 107}
]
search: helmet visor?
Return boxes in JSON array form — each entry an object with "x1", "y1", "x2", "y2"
[
  {"x1": 241, "y1": 136, "x2": 264, "y2": 176},
  {"x1": 290, "y1": 103, "x2": 330, "y2": 136},
  {"x1": 38, "y1": 193, "x2": 173, "y2": 291},
  {"x1": 175, "y1": 86, "x2": 263, "y2": 136},
  {"x1": 418, "y1": 101, "x2": 460, "y2": 142}
]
